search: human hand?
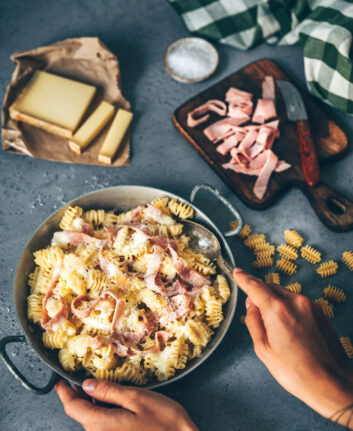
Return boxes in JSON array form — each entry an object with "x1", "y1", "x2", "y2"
[
  {"x1": 233, "y1": 268, "x2": 353, "y2": 428},
  {"x1": 55, "y1": 378, "x2": 198, "y2": 431}
]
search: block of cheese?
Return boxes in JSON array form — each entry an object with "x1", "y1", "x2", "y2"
[
  {"x1": 9, "y1": 70, "x2": 96, "y2": 138},
  {"x1": 98, "y1": 109, "x2": 133, "y2": 164},
  {"x1": 68, "y1": 101, "x2": 115, "y2": 154}
]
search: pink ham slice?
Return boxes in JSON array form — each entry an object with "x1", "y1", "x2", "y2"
[
  {"x1": 230, "y1": 130, "x2": 258, "y2": 162},
  {"x1": 91, "y1": 331, "x2": 171, "y2": 357},
  {"x1": 253, "y1": 150, "x2": 279, "y2": 199},
  {"x1": 71, "y1": 290, "x2": 125, "y2": 331},
  {"x1": 252, "y1": 99, "x2": 277, "y2": 124},
  {"x1": 244, "y1": 119, "x2": 279, "y2": 133},
  {"x1": 228, "y1": 99, "x2": 253, "y2": 116},
  {"x1": 226, "y1": 107, "x2": 250, "y2": 125},
  {"x1": 204, "y1": 118, "x2": 246, "y2": 143},
  {"x1": 187, "y1": 100, "x2": 227, "y2": 128},
  {"x1": 223, "y1": 149, "x2": 290, "y2": 175},
  {"x1": 168, "y1": 244, "x2": 211, "y2": 288},
  {"x1": 225, "y1": 87, "x2": 253, "y2": 102},
  {"x1": 262, "y1": 76, "x2": 275, "y2": 100},
  {"x1": 159, "y1": 294, "x2": 193, "y2": 325},
  {"x1": 248, "y1": 126, "x2": 277, "y2": 159},
  {"x1": 216, "y1": 132, "x2": 245, "y2": 156},
  {"x1": 41, "y1": 261, "x2": 62, "y2": 329},
  {"x1": 275, "y1": 161, "x2": 291, "y2": 172}
]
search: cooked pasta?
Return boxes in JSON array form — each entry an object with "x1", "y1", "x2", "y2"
[
  {"x1": 316, "y1": 261, "x2": 338, "y2": 278},
  {"x1": 301, "y1": 245, "x2": 321, "y2": 264},
  {"x1": 168, "y1": 199, "x2": 194, "y2": 220},
  {"x1": 215, "y1": 275, "x2": 230, "y2": 304},
  {"x1": 285, "y1": 282, "x2": 302, "y2": 294},
  {"x1": 27, "y1": 200, "x2": 229, "y2": 385},
  {"x1": 284, "y1": 230, "x2": 304, "y2": 248},
  {"x1": 342, "y1": 251, "x2": 353, "y2": 271},
  {"x1": 58, "y1": 348, "x2": 76, "y2": 372},
  {"x1": 276, "y1": 258, "x2": 297, "y2": 275},
  {"x1": 59, "y1": 206, "x2": 83, "y2": 231},
  {"x1": 340, "y1": 337, "x2": 353, "y2": 359},
  {"x1": 265, "y1": 273, "x2": 280, "y2": 285},
  {"x1": 323, "y1": 285, "x2": 346, "y2": 303},
  {"x1": 83, "y1": 209, "x2": 106, "y2": 226},
  {"x1": 277, "y1": 244, "x2": 298, "y2": 261}
]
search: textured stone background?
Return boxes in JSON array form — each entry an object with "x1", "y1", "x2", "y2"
[{"x1": 0, "y1": 1, "x2": 352, "y2": 430}]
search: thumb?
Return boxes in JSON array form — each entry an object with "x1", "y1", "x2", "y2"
[{"x1": 83, "y1": 379, "x2": 142, "y2": 412}]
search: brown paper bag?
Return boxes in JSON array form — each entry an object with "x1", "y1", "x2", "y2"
[{"x1": 1, "y1": 37, "x2": 131, "y2": 166}]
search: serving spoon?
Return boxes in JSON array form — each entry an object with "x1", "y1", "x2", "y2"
[{"x1": 182, "y1": 220, "x2": 235, "y2": 281}]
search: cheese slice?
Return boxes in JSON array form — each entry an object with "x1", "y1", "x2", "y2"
[
  {"x1": 9, "y1": 70, "x2": 96, "y2": 138},
  {"x1": 98, "y1": 109, "x2": 133, "y2": 164},
  {"x1": 68, "y1": 101, "x2": 115, "y2": 154}
]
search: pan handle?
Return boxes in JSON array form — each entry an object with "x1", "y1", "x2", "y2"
[
  {"x1": 190, "y1": 184, "x2": 243, "y2": 237},
  {"x1": 0, "y1": 335, "x2": 59, "y2": 395}
]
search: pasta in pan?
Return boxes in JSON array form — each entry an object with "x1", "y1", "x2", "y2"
[{"x1": 27, "y1": 198, "x2": 231, "y2": 384}]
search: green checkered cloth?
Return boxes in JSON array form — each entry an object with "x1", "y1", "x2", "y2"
[{"x1": 168, "y1": 0, "x2": 353, "y2": 114}]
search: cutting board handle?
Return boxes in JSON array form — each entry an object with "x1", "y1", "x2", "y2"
[{"x1": 302, "y1": 182, "x2": 353, "y2": 232}]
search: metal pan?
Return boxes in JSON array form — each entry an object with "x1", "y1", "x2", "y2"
[{"x1": 0, "y1": 184, "x2": 242, "y2": 394}]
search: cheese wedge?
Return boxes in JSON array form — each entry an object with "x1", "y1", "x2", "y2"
[
  {"x1": 9, "y1": 70, "x2": 96, "y2": 138},
  {"x1": 68, "y1": 101, "x2": 115, "y2": 154},
  {"x1": 98, "y1": 109, "x2": 133, "y2": 164}
]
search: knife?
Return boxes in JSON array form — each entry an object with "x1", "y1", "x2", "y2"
[{"x1": 277, "y1": 80, "x2": 320, "y2": 187}]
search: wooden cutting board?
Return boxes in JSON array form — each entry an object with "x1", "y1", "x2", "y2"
[{"x1": 173, "y1": 59, "x2": 353, "y2": 232}]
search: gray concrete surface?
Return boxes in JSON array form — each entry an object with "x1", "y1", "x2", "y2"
[{"x1": 1, "y1": 1, "x2": 353, "y2": 430}]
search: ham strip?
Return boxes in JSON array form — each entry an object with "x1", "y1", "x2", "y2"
[
  {"x1": 204, "y1": 119, "x2": 245, "y2": 143},
  {"x1": 248, "y1": 126, "x2": 277, "y2": 159},
  {"x1": 41, "y1": 261, "x2": 62, "y2": 329},
  {"x1": 144, "y1": 205, "x2": 175, "y2": 225},
  {"x1": 252, "y1": 99, "x2": 277, "y2": 124},
  {"x1": 160, "y1": 294, "x2": 193, "y2": 325},
  {"x1": 230, "y1": 130, "x2": 258, "y2": 161},
  {"x1": 228, "y1": 99, "x2": 253, "y2": 117},
  {"x1": 225, "y1": 87, "x2": 252, "y2": 102},
  {"x1": 51, "y1": 231, "x2": 106, "y2": 248},
  {"x1": 275, "y1": 160, "x2": 291, "y2": 172},
  {"x1": 226, "y1": 107, "x2": 250, "y2": 125},
  {"x1": 216, "y1": 132, "x2": 245, "y2": 155},
  {"x1": 168, "y1": 244, "x2": 210, "y2": 288},
  {"x1": 144, "y1": 247, "x2": 166, "y2": 294},
  {"x1": 187, "y1": 100, "x2": 227, "y2": 128},
  {"x1": 99, "y1": 250, "x2": 120, "y2": 280},
  {"x1": 253, "y1": 150, "x2": 278, "y2": 199},
  {"x1": 262, "y1": 76, "x2": 275, "y2": 100},
  {"x1": 91, "y1": 330, "x2": 171, "y2": 357},
  {"x1": 71, "y1": 290, "x2": 125, "y2": 331},
  {"x1": 42, "y1": 297, "x2": 68, "y2": 332}
]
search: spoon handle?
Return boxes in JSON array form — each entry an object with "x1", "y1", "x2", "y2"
[{"x1": 217, "y1": 255, "x2": 234, "y2": 281}]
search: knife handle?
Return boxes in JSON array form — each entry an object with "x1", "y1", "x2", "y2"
[{"x1": 296, "y1": 120, "x2": 320, "y2": 187}]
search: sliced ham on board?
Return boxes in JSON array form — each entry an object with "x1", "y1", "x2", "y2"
[
  {"x1": 252, "y1": 99, "x2": 277, "y2": 124},
  {"x1": 262, "y1": 76, "x2": 275, "y2": 100},
  {"x1": 186, "y1": 76, "x2": 291, "y2": 200},
  {"x1": 204, "y1": 118, "x2": 245, "y2": 142},
  {"x1": 187, "y1": 99, "x2": 227, "y2": 127},
  {"x1": 216, "y1": 133, "x2": 244, "y2": 156},
  {"x1": 225, "y1": 87, "x2": 253, "y2": 102}
]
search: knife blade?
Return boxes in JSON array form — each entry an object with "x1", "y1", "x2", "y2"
[{"x1": 277, "y1": 80, "x2": 320, "y2": 187}]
